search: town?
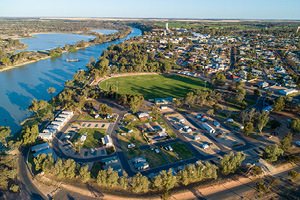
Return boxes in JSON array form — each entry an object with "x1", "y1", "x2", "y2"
[{"x1": 0, "y1": 17, "x2": 300, "y2": 200}]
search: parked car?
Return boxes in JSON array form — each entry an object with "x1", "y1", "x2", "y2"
[
  {"x1": 150, "y1": 146, "x2": 154, "y2": 151},
  {"x1": 168, "y1": 145, "x2": 173, "y2": 151},
  {"x1": 128, "y1": 143, "x2": 136, "y2": 149},
  {"x1": 296, "y1": 141, "x2": 300, "y2": 146},
  {"x1": 155, "y1": 149, "x2": 160, "y2": 153},
  {"x1": 64, "y1": 135, "x2": 71, "y2": 139},
  {"x1": 91, "y1": 148, "x2": 95, "y2": 154}
]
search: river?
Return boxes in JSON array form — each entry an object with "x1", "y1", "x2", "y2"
[{"x1": 0, "y1": 28, "x2": 142, "y2": 134}]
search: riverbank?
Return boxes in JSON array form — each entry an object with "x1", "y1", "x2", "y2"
[{"x1": 0, "y1": 29, "x2": 131, "y2": 73}]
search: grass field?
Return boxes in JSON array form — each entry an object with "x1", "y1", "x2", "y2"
[
  {"x1": 171, "y1": 142, "x2": 194, "y2": 160},
  {"x1": 99, "y1": 74, "x2": 210, "y2": 100},
  {"x1": 72, "y1": 128, "x2": 107, "y2": 148}
]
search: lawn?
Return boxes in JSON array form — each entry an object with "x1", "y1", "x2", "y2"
[
  {"x1": 161, "y1": 147, "x2": 180, "y2": 163},
  {"x1": 77, "y1": 113, "x2": 108, "y2": 121},
  {"x1": 71, "y1": 128, "x2": 107, "y2": 148},
  {"x1": 99, "y1": 74, "x2": 210, "y2": 100},
  {"x1": 171, "y1": 142, "x2": 194, "y2": 160}
]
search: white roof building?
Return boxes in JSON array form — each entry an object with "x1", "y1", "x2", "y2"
[{"x1": 102, "y1": 135, "x2": 113, "y2": 147}]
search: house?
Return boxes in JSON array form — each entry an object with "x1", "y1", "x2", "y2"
[
  {"x1": 31, "y1": 143, "x2": 50, "y2": 153},
  {"x1": 102, "y1": 156, "x2": 122, "y2": 176},
  {"x1": 160, "y1": 105, "x2": 168, "y2": 110},
  {"x1": 132, "y1": 156, "x2": 149, "y2": 170},
  {"x1": 258, "y1": 81, "x2": 269, "y2": 88},
  {"x1": 102, "y1": 135, "x2": 113, "y2": 147},
  {"x1": 39, "y1": 132, "x2": 53, "y2": 140},
  {"x1": 102, "y1": 156, "x2": 119, "y2": 166},
  {"x1": 33, "y1": 148, "x2": 53, "y2": 158},
  {"x1": 132, "y1": 156, "x2": 147, "y2": 164},
  {"x1": 201, "y1": 122, "x2": 215, "y2": 134},
  {"x1": 138, "y1": 112, "x2": 149, "y2": 120},
  {"x1": 279, "y1": 89, "x2": 298, "y2": 96},
  {"x1": 134, "y1": 162, "x2": 149, "y2": 170}
]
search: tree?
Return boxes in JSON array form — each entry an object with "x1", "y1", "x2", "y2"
[
  {"x1": 211, "y1": 71, "x2": 226, "y2": 86},
  {"x1": 152, "y1": 174, "x2": 163, "y2": 190},
  {"x1": 185, "y1": 92, "x2": 196, "y2": 107},
  {"x1": 206, "y1": 109, "x2": 214, "y2": 117},
  {"x1": 254, "y1": 89, "x2": 261, "y2": 97},
  {"x1": 172, "y1": 99, "x2": 182, "y2": 108},
  {"x1": 98, "y1": 104, "x2": 112, "y2": 116},
  {"x1": 0, "y1": 126, "x2": 11, "y2": 147},
  {"x1": 21, "y1": 125, "x2": 39, "y2": 146},
  {"x1": 235, "y1": 88, "x2": 246, "y2": 105},
  {"x1": 177, "y1": 168, "x2": 189, "y2": 185},
  {"x1": 250, "y1": 165, "x2": 263, "y2": 176},
  {"x1": 248, "y1": 108, "x2": 256, "y2": 122},
  {"x1": 28, "y1": 99, "x2": 48, "y2": 118},
  {"x1": 79, "y1": 165, "x2": 91, "y2": 183},
  {"x1": 107, "y1": 167, "x2": 119, "y2": 187},
  {"x1": 257, "y1": 111, "x2": 269, "y2": 134},
  {"x1": 47, "y1": 87, "x2": 56, "y2": 99},
  {"x1": 290, "y1": 118, "x2": 300, "y2": 134},
  {"x1": 263, "y1": 144, "x2": 283, "y2": 162},
  {"x1": 150, "y1": 105, "x2": 161, "y2": 120},
  {"x1": 161, "y1": 169, "x2": 176, "y2": 191},
  {"x1": 280, "y1": 132, "x2": 292, "y2": 152},
  {"x1": 219, "y1": 151, "x2": 245, "y2": 175},
  {"x1": 97, "y1": 170, "x2": 108, "y2": 186},
  {"x1": 244, "y1": 122, "x2": 254, "y2": 136},
  {"x1": 132, "y1": 172, "x2": 150, "y2": 193},
  {"x1": 273, "y1": 96, "x2": 285, "y2": 112},
  {"x1": 246, "y1": 72, "x2": 253, "y2": 80},
  {"x1": 288, "y1": 170, "x2": 299, "y2": 179},
  {"x1": 9, "y1": 184, "x2": 19, "y2": 193},
  {"x1": 129, "y1": 96, "x2": 142, "y2": 113},
  {"x1": 255, "y1": 179, "x2": 268, "y2": 193},
  {"x1": 119, "y1": 171, "x2": 128, "y2": 190},
  {"x1": 109, "y1": 85, "x2": 117, "y2": 93}
]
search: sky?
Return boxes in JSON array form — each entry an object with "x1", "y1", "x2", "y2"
[{"x1": 0, "y1": 0, "x2": 299, "y2": 20}]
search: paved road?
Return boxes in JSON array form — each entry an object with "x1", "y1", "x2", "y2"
[
  {"x1": 19, "y1": 147, "x2": 47, "y2": 200},
  {"x1": 51, "y1": 98, "x2": 260, "y2": 179}
]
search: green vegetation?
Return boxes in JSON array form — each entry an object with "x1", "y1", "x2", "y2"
[
  {"x1": 263, "y1": 144, "x2": 284, "y2": 162},
  {"x1": 72, "y1": 128, "x2": 107, "y2": 148},
  {"x1": 100, "y1": 74, "x2": 209, "y2": 99},
  {"x1": 219, "y1": 152, "x2": 245, "y2": 175},
  {"x1": 170, "y1": 142, "x2": 194, "y2": 160}
]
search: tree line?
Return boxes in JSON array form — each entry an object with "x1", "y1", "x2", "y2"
[{"x1": 32, "y1": 151, "x2": 247, "y2": 196}]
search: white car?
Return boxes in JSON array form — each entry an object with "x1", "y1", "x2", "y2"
[
  {"x1": 128, "y1": 143, "x2": 136, "y2": 149},
  {"x1": 64, "y1": 135, "x2": 71, "y2": 139},
  {"x1": 91, "y1": 148, "x2": 95, "y2": 154}
]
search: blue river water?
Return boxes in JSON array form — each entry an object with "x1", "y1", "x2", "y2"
[
  {"x1": 0, "y1": 28, "x2": 142, "y2": 134},
  {"x1": 19, "y1": 33, "x2": 96, "y2": 52}
]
